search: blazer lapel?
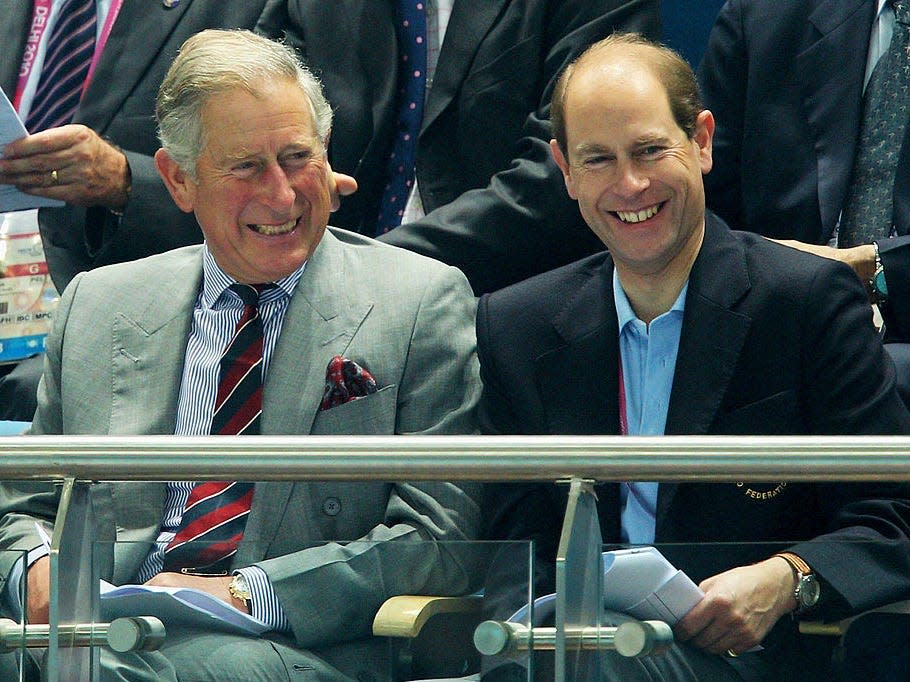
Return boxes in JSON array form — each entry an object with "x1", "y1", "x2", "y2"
[
  {"x1": 263, "y1": 230, "x2": 373, "y2": 436},
  {"x1": 250, "y1": 230, "x2": 372, "y2": 557},
  {"x1": 1, "y1": 5, "x2": 30, "y2": 97},
  {"x1": 657, "y1": 216, "x2": 753, "y2": 522},
  {"x1": 421, "y1": 0, "x2": 508, "y2": 132},
  {"x1": 796, "y1": 0, "x2": 875, "y2": 239},
  {"x1": 110, "y1": 249, "x2": 201, "y2": 434},
  {"x1": 355, "y1": 0, "x2": 400, "y2": 173},
  {"x1": 77, "y1": 0, "x2": 194, "y2": 132},
  {"x1": 535, "y1": 262, "x2": 620, "y2": 436}
]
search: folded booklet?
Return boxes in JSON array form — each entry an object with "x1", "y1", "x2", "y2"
[
  {"x1": 509, "y1": 546, "x2": 704, "y2": 626},
  {"x1": 100, "y1": 580, "x2": 269, "y2": 636}
]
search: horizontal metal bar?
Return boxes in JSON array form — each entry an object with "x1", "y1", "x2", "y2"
[{"x1": 0, "y1": 435, "x2": 909, "y2": 481}]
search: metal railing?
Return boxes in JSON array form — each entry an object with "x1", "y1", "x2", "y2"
[{"x1": 0, "y1": 434, "x2": 910, "y2": 480}]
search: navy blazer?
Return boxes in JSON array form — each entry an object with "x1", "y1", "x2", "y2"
[
  {"x1": 698, "y1": 0, "x2": 910, "y2": 340},
  {"x1": 478, "y1": 215, "x2": 910, "y2": 645}
]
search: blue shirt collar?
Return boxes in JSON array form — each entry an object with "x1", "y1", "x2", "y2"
[{"x1": 612, "y1": 268, "x2": 688, "y2": 333}]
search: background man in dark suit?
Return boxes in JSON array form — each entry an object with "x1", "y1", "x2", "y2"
[
  {"x1": 698, "y1": 0, "x2": 910, "y2": 400},
  {"x1": 0, "y1": 0, "x2": 293, "y2": 420},
  {"x1": 480, "y1": 33, "x2": 910, "y2": 680}
]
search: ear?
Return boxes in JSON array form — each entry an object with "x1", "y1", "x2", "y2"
[
  {"x1": 549, "y1": 139, "x2": 578, "y2": 200},
  {"x1": 693, "y1": 109, "x2": 715, "y2": 176},
  {"x1": 154, "y1": 148, "x2": 197, "y2": 213}
]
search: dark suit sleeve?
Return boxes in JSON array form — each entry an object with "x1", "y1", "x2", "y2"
[
  {"x1": 786, "y1": 258, "x2": 910, "y2": 618},
  {"x1": 380, "y1": 0, "x2": 659, "y2": 294}
]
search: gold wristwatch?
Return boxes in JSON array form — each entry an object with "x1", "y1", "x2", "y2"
[{"x1": 228, "y1": 573, "x2": 251, "y2": 608}]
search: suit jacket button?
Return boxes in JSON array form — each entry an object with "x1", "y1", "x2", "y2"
[{"x1": 322, "y1": 497, "x2": 341, "y2": 516}]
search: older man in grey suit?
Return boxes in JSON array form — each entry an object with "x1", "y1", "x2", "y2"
[{"x1": 0, "y1": 30, "x2": 481, "y2": 682}]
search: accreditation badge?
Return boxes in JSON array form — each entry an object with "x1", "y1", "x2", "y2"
[{"x1": 0, "y1": 210, "x2": 59, "y2": 364}]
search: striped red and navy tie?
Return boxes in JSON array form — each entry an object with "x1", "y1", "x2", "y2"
[{"x1": 163, "y1": 284, "x2": 266, "y2": 573}]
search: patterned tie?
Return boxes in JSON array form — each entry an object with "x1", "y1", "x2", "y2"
[
  {"x1": 375, "y1": 0, "x2": 428, "y2": 234},
  {"x1": 25, "y1": 0, "x2": 97, "y2": 133},
  {"x1": 839, "y1": 0, "x2": 910, "y2": 247},
  {"x1": 163, "y1": 284, "x2": 266, "y2": 573}
]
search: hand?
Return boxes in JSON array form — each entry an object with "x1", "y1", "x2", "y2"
[
  {"x1": 0, "y1": 125, "x2": 131, "y2": 210},
  {"x1": 769, "y1": 239, "x2": 877, "y2": 287},
  {"x1": 328, "y1": 165, "x2": 357, "y2": 212},
  {"x1": 674, "y1": 557, "x2": 796, "y2": 655},
  {"x1": 26, "y1": 555, "x2": 50, "y2": 624},
  {"x1": 143, "y1": 572, "x2": 249, "y2": 614}
]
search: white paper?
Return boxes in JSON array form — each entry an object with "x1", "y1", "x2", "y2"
[
  {"x1": 508, "y1": 546, "x2": 703, "y2": 626},
  {"x1": 100, "y1": 580, "x2": 268, "y2": 636},
  {"x1": 0, "y1": 88, "x2": 64, "y2": 212}
]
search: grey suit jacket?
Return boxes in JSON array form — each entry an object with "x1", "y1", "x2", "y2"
[{"x1": 0, "y1": 228, "x2": 482, "y2": 655}]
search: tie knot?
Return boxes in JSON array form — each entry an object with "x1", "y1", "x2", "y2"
[{"x1": 229, "y1": 283, "x2": 261, "y2": 308}]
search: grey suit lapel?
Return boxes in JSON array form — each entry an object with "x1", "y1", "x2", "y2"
[
  {"x1": 263, "y1": 229, "x2": 373, "y2": 437},
  {"x1": 1, "y1": 4, "x2": 31, "y2": 97},
  {"x1": 110, "y1": 249, "x2": 201, "y2": 434},
  {"x1": 796, "y1": 0, "x2": 876, "y2": 238},
  {"x1": 422, "y1": 0, "x2": 508, "y2": 131},
  {"x1": 657, "y1": 217, "x2": 752, "y2": 523},
  {"x1": 77, "y1": 0, "x2": 194, "y2": 132},
  {"x1": 248, "y1": 230, "x2": 372, "y2": 558}
]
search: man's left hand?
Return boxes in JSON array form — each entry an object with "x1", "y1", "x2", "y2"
[
  {"x1": 0, "y1": 124, "x2": 131, "y2": 211},
  {"x1": 143, "y1": 572, "x2": 249, "y2": 614},
  {"x1": 674, "y1": 557, "x2": 796, "y2": 655}
]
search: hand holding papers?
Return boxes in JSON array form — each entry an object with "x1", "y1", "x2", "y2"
[
  {"x1": 0, "y1": 88, "x2": 63, "y2": 212},
  {"x1": 509, "y1": 546, "x2": 703, "y2": 626}
]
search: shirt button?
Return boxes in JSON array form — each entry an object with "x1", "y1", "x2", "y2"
[{"x1": 322, "y1": 497, "x2": 341, "y2": 516}]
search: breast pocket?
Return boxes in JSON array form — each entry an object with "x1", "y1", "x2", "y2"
[
  {"x1": 311, "y1": 384, "x2": 398, "y2": 434},
  {"x1": 713, "y1": 389, "x2": 800, "y2": 434}
]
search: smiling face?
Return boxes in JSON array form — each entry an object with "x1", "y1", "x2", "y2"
[
  {"x1": 551, "y1": 53, "x2": 714, "y2": 283},
  {"x1": 155, "y1": 77, "x2": 332, "y2": 284}
]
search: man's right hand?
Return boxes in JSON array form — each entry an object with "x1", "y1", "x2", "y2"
[{"x1": 26, "y1": 555, "x2": 50, "y2": 624}]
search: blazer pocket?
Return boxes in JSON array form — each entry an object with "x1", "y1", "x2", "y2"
[
  {"x1": 713, "y1": 389, "x2": 799, "y2": 435},
  {"x1": 311, "y1": 384, "x2": 398, "y2": 435}
]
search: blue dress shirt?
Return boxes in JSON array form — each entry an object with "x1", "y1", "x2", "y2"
[{"x1": 614, "y1": 269, "x2": 687, "y2": 544}]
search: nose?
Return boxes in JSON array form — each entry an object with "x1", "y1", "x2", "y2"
[
  {"x1": 258, "y1": 163, "x2": 296, "y2": 213},
  {"x1": 613, "y1": 158, "x2": 650, "y2": 196}
]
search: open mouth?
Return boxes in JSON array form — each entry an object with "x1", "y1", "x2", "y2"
[
  {"x1": 248, "y1": 218, "x2": 298, "y2": 236},
  {"x1": 613, "y1": 202, "x2": 664, "y2": 224}
]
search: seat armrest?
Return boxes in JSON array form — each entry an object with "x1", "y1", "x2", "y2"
[{"x1": 372, "y1": 595, "x2": 483, "y2": 638}]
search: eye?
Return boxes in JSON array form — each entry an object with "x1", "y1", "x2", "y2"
[
  {"x1": 231, "y1": 161, "x2": 258, "y2": 178},
  {"x1": 581, "y1": 154, "x2": 612, "y2": 169},
  {"x1": 282, "y1": 150, "x2": 314, "y2": 169},
  {"x1": 638, "y1": 145, "x2": 664, "y2": 159}
]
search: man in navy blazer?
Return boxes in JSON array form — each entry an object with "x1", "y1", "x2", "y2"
[
  {"x1": 480, "y1": 34, "x2": 910, "y2": 680},
  {"x1": 698, "y1": 0, "x2": 910, "y2": 398}
]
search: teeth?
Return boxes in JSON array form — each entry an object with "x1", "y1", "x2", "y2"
[
  {"x1": 616, "y1": 203, "x2": 661, "y2": 224},
  {"x1": 249, "y1": 219, "x2": 297, "y2": 235}
]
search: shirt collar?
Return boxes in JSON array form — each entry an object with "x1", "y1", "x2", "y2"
[
  {"x1": 613, "y1": 268, "x2": 688, "y2": 334},
  {"x1": 200, "y1": 244, "x2": 305, "y2": 308}
]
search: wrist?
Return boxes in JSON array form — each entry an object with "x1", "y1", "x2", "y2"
[{"x1": 772, "y1": 552, "x2": 820, "y2": 616}]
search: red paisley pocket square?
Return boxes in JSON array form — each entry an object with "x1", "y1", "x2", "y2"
[{"x1": 320, "y1": 355, "x2": 379, "y2": 411}]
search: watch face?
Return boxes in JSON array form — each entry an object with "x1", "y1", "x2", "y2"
[{"x1": 800, "y1": 576, "x2": 821, "y2": 608}]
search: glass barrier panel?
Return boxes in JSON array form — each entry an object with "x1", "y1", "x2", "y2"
[{"x1": 0, "y1": 549, "x2": 29, "y2": 682}]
